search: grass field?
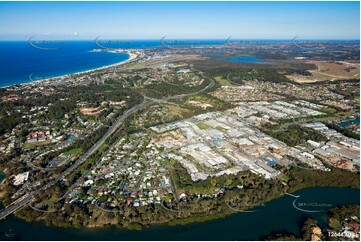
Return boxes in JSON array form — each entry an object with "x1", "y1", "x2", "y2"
[
  {"x1": 196, "y1": 123, "x2": 210, "y2": 129},
  {"x1": 163, "y1": 104, "x2": 190, "y2": 116},
  {"x1": 23, "y1": 140, "x2": 52, "y2": 149},
  {"x1": 63, "y1": 148, "x2": 82, "y2": 156},
  {"x1": 215, "y1": 76, "x2": 236, "y2": 87}
]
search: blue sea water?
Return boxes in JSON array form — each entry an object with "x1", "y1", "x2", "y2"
[
  {"x1": 0, "y1": 41, "x2": 132, "y2": 87},
  {"x1": 225, "y1": 56, "x2": 266, "y2": 63},
  {"x1": 1, "y1": 39, "x2": 351, "y2": 87},
  {"x1": 0, "y1": 40, "x2": 230, "y2": 87}
]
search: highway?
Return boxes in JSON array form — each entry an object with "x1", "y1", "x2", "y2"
[
  {"x1": 0, "y1": 67, "x2": 215, "y2": 220},
  {"x1": 0, "y1": 100, "x2": 155, "y2": 220},
  {"x1": 54, "y1": 100, "x2": 155, "y2": 183},
  {"x1": 168, "y1": 169, "x2": 179, "y2": 201},
  {"x1": 0, "y1": 194, "x2": 34, "y2": 220}
]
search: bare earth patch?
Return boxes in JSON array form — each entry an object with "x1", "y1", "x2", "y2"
[
  {"x1": 287, "y1": 60, "x2": 360, "y2": 83},
  {"x1": 80, "y1": 107, "x2": 104, "y2": 115}
]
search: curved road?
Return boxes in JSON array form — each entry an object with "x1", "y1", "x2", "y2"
[{"x1": 0, "y1": 67, "x2": 215, "y2": 220}]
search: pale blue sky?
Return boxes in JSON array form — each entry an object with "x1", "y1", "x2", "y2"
[{"x1": 0, "y1": 1, "x2": 359, "y2": 40}]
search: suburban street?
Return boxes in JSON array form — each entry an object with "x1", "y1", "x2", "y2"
[
  {"x1": 0, "y1": 68, "x2": 215, "y2": 220},
  {"x1": 0, "y1": 99, "x2": 155, "y2": 220}
]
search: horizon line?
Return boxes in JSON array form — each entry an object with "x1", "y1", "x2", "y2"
[{"x1": 0, "y1": 38, "x2": 360, "y2": 41}]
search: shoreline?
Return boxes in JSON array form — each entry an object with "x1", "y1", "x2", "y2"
[
  {"x1": 1, "y1": 50, "x2": 138, "y2": 89},
  {"x1": 11, "y1": 185, "x2": 360, "y2": 230},
  {"x1": 5, "y1": 186, "x2": 358, "y2": 240}
]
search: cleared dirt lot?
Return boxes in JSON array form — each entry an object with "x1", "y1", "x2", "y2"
[
  {"x1": 80, "y1": 107, "x2": 104, "y2": 115},
  {"x1": 287, "y1": 60, "x2": 360, "y2": 83}
]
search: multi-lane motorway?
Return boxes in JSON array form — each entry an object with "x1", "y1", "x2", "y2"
[
  {"x1": 0, "y1": 194, "x2": 34, "y2": 220},
  {"x1": 0, "y1": 100, "x2": 155, "y2": 220},
  {"x1": 0, "y1": 69, "x2": 215, "y2": 220}
]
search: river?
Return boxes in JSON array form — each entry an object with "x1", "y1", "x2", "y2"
[{"x1": 0, "y1": 187, "x2": 359, "y2": 241}]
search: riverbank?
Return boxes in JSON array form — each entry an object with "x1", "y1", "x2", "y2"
[
  {"x1": 0, "y1": 49, "x2": 137, "y2": 89},
  {"x1": 9, "y1": 166, "x2": 359, "y2": 231},
  {"x1": 1, "y1": 187, "x2": 359, "y2": 241}
]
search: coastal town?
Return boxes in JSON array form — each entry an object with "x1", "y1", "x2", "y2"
[
  {"x1": 0, "y1": 1, "x2": 360, "y2": 241},
  {"x1": 0, "y1": 38, "x2": 359, "y2": 241}
]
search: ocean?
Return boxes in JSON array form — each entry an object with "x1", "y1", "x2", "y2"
[
  {"x1": 0, "y1": 40, "x2": 229, "y2": 87},
  {"x1": 0, "y1": 41, "x2": 132, "y2": 87},
  {"x1": 1, "y1": 39, "x2": 354, "y2": 87}
]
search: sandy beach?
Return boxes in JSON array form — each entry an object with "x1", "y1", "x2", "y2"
[{"x1": 3, "y1": 50, "x2": 139, "y2": 89}]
